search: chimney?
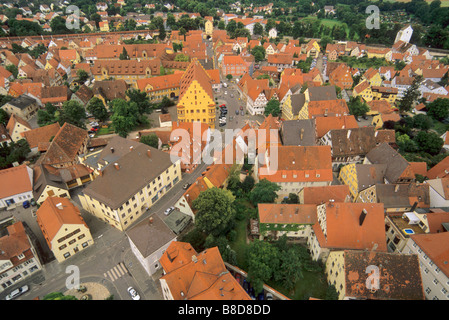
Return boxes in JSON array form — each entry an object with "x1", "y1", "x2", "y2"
[
  {"x1": 114, "y1": 163, "x2": 120, "y2": 170},
  {"x1": 300, "y1": 128, "x2": 304, "y2": 140},
  {"x1": 347, "y1": 130, "x2": 351, "y2": 139},
  {"x1": 394, "y1": 185, "x2": 399, "y2": 192},
  {"x1": 324, "y1": 108, "x2": 328, "y2": 117},
  {"x1": 410, "y1": 201, "x2": 418, "y2": 212},
  {"x1": 130, "y1": 146, "x2": 134, "y2": 152},
  {"x1": 192, "y1": 255, "x2": 198, "y2": 263},
  {"x1": 56, "y1": 203, "x2": 63, "y2": 210},
  {"x1": 359, "y1": 208, "x2": 368, "y2": 226},
  {"x1": 149, "y1": 217, "x2": 153, "y2": 224},
  {"x1": 110, "y1": 147, "x2": 114, "y2": 153},
  {"x1": 147, "y1": 149, "x2": 151, "y2": 158}
]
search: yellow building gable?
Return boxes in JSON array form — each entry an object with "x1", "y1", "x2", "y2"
[{"x1": 338, "y1": 163, "x2": 358, "y2": 199}]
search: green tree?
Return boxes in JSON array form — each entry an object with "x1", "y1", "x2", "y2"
[
  {"x1": 253, "y1": 22, "x2": 264, "y2": 36},
  {"x1": 76, "y1": 69, "x2": 89, "y2": 83},
  {"x1": 320, "y1": 35, "x2": 333, "y2": 52},
  {"x1": 398, "y1": 75, "x2": 422, "y2": 113},
  {"x1": 249, "y1": 178, "x2": 281, "y2": 206},
  {"x1": 427, "y1": 98, "x2": 449, "y2": 121},
  {"x1": 0, "y1": 108, "x2": 10, "y2": 126},
  {"x1": 413, "y1": 131, "x2": 443, "y2": 155},
  {"x1": 110, "y1": 99, "x2": 140, "y2": 138},
  {"x1": 37, "y1": 103, "x2": 58, "y2": 127},
  {"x1": 59, "y1": 100, "x2": 87, "y2": 129},
  {"x1": 126, "y1": 89, "x2": 152, "y2": 114},
  {"x1": 226, "y1": 74, "x2": 233, "y2": 80},
  {"x1": 251, "y1": 45, "x2": 266, "y2": 62},
  {"x1": 192, "y1": 187, "x2": 236, "y2": 237},
  {"x1": 246, "y1": 240, "x2": 279, "y2": 294},
  {"x1": 140, "y1": 133, "x2": 159, "y2": 149},
  {"x1": 6, "y1": 65, "x2": 18, "y2": 78},
  {"x1": 348, "y1": 96, "x2": 369, "y2": 118},
  {"x1": 87, "y1": 97, "x2": 109, "y2": 122},
  {"x1": 281, "y1": 193, "x2": 299, "y2": 204},
  {"x1": 119, "y1": 47, "x2": 130, "y2": 60},
  {"x1": 264, "y1": 99, "x2": 281, "y2": 117},
  {"x1": 412, "y1": 114, "x2": 433, "y2": 131}
]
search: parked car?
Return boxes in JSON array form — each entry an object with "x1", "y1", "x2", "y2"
[
  {"x1": 239, "y1": 106, "x2": 243, "y2": 110},
  {"x1": 219, "y1": 122, "x2": 226, "y2": 127},
  {"x1": 235, "y1": 109, "x2": 239, "y2": 115},
  {"x1": 127, "y1": 287, "x2": 140, "y2": 300},
  {"x1": 240, "y1": 110, "x2": 244, "y2": 116},
  {"x1": 30, "y1": 199, "x2": 36, "y2": 206},
  {"x1": 23, "y1": 201, "x2": 30, "y2": 209},
  {"x1": 5, "y1": 285, "x2": 29, "y2": 300},
  {"x1": 182, "y1": 183, "x2": 191, "y2": 190},
  {"x1": 164, "y1": 207, "x2": 175, "y2": 216}
]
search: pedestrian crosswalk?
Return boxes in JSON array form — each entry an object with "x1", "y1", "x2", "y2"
[{"x1": 104, "y1": 262, "x2": 128, "y2": 282}]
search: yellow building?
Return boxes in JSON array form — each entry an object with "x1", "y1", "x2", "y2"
[
  {"x1": 36, "y1": 197, "x2": 93, "y2": 263},
  {"x1": 371, "y1": 86, "x2": 398, "y2": 104},
  {"x1": 79, "y1": 137, "x2": 182, "y2": 231},
  {"x1": 372, "y1": 113, "x2": 401, "y2": 129},
  {"x1": 177, "y1": 59, "x2": 216, "y2": 129},
  {"x1": 338, "y1": 163, "x2": 387, "y2": 200},
  {"x1": 204, "y1": 16, "x2": 213, "y2": 37},
  {"x1": 363, "y1": 68, "x2": 382, "y2": 87},
  {"x1": 99, "y1": 20, "x2": 109, "y2": 32},
  {"x1": 353, "y1": 80, "x2": 373, "y2": 102},
  {"x1": 136, "y1": 72, "x2": 183, "y2": 101}
]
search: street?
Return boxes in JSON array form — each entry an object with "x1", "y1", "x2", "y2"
[{"x1": 0, "y1": 158, "x2": 210, "y2": 301}]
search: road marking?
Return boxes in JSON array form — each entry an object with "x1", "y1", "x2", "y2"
[{"x1": 104, "y1": 263, "x2": 127, "y2": 282}]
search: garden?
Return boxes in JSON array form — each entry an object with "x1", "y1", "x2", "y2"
[{"x1": 179, "y1": 162, "x2": 336, "y2": 300}]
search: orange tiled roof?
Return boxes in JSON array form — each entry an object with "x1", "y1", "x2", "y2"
[
  {"x1": 36, "y1": 197, "x2": 88, "y2": 249},
  {"x1": 0, "y1": 164, "x2": 33, "y2": 199},
  {"x1": 313, "y1": 202, "x2": 388, "y2": 251},
  {"x1": 259, "y1": 145, "x2": 333, "y2": 183},
  {"x1": 21, "y1": 122, "x2": 61, "y2": 149},
  {"x1": 160, "y1": 243, "x2": 250, "y2": 300},
  {"x1": 315, "y1": 115, "x2": 358, "y2": 138}
]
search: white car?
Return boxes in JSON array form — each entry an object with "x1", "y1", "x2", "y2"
[
  {"x1": 127, "y1": 287, "x2": 140, "y2": 300},
  {"x1": 5, "y1": 285, "x2": 29, "y2": 300},
  {"x1": 164, "y1": 207, "x2": 175, "y2": 216}
]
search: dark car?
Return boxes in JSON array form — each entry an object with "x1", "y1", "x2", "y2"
[
  {"x1": 182, "y1": 183, "x2": 191, "y2": 190},
  {"x1": 23, "y1": 201, "x2": 30, "y2": 209},
  {"x1": 235, "y1": 109, "x2": 239, "y2": 115}
]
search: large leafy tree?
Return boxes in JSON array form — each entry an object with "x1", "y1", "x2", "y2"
[
  {"x1": 426, "y1": 98, "x2": 449, "y2": 121},
  {"x1": 398, "y1": 75, "x2": 422, "y2": 113},
  {"x1": 246, "y1": 240, "x2": 280, "y2": 294},
  {"x1": 126, "y1": 89, "x2": 153, "y2": 114},
  {"x1": 87, "y1": 97, "x2": 109, "y2": 122},
  {"x1": 413, "y1": 131, "x2": 443, "y2": 155},
  {"x1": 348, "y1": 96, "x2": 369, "y2": 118},
  {"x1": 249, "y1": 178, "x2": 281, "y2": 205},
  {"x1": 192, "y1": 187, "x2": 236, "y2": 237},
  {"x1": 59, "y1": 100, "x2": 87, "y2": 129},
  {"x1": 110, "y1": 99, "x2": 140, "y2": 138},
  {"x1": 264, "y1": 99, "x2": 281, "y2": 117}
]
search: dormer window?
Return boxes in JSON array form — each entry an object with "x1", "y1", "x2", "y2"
[{"x1": 18, "y1": 253, "x2": 25, "y2": 260}]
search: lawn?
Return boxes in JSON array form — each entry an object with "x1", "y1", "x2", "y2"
[{"x1": 95, "y1": 126, "x2": 115, "y2": 135}]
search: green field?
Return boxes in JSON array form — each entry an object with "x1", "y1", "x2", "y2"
[{"x1": 388, "y1": 0, "x2": 449, "y2": 6}]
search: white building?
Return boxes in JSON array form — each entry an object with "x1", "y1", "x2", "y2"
[
  {"x1": 394, "y1": 25, "x2": 413, "y2": 44},
  {"x1": 268, "y1": 28, "x2": 277, "y2": 39},
  {"x1": 425, "y1": 178, "x2": 449, "y2": 207},
  {"x1": 126, "y1": 215, "x2": 177, "y2": 276}
]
